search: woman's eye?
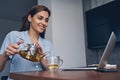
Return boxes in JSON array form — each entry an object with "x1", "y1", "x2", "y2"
[
  {"x1": 45, "y1": 18, "x2": 48, "y2": 22},
  {"x1": 38, "y1": 16, "x2": 49, "y2": 23},
  {"x1": 38, "y1": 16, "x2": 43, "y2": 20}
]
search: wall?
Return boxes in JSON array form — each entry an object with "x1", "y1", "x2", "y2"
[
  {"x1": 38, "y1": 0, "x2": 86, "y2": 68},
  {"x1": 0, "y1": 0, "x2": 37, "y2": 21},
  {"x1": 0, "y1": 19, "x2": 21, "y2": 47},
  {"x1": 83, "y1": 0, "x2": 114, "y2": 11},
  {"x1": 91, "y1": 0, "x2": 114, "y2": 9}
]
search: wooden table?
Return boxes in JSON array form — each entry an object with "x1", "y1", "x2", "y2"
[{"x1": 10, "y1": 67, "x2": 120, "y2": 80}]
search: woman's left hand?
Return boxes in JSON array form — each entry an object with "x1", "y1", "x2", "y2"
[{"x1": 35, "y1": 42, "x2": 47, "y2": 70}]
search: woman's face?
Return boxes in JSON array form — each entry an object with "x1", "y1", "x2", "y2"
[{"x1": 28, "y1": 11, "x2": 49, "y2": 33}]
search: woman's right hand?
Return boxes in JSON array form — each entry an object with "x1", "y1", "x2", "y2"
[{"x1": 4, "y1": 40, "x2": 23, "y2": 57}]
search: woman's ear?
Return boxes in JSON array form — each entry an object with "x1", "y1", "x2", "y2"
[{"x1": 28, "y1": 15, "x2": 32, "y2": 22}]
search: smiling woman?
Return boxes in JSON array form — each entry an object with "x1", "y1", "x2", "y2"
[
  {"x1": 20, "y1": 5, "x2": 51, "y2": 39},
  {"x1": 0, "y1": 5, "x2": 54, "y2": 80}
]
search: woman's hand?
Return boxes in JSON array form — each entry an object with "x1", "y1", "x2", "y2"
[
  {"x1": 4, "y1": 40, "x2": 23, "y2": 57},
  {"x1": 35, "y1": 42, "x2": 48, "y2": 70},
  {"x1": 35, "y1": 42, "x2": 43, "y2": 54}
]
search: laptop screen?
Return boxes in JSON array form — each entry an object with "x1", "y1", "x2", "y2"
[{"x1": 98, "y1": 32, "x2": 117, "y2": 69}]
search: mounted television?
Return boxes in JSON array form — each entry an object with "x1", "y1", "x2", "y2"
[{"x1": 86, "y1": 1, "x2": 120, "y2": 49}]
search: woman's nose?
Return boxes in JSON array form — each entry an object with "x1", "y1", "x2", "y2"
[{"x1": 41, "y1": 19, "x2": 46, "y2": 25}]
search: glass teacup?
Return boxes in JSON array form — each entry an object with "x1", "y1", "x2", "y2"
[{"x1": 46, "y1": 56, "x2": 63, "y2": 72}]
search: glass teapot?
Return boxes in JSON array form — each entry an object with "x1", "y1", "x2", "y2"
[{"x1": 19, "y1": 43, "x2": 43, "y2": 62}]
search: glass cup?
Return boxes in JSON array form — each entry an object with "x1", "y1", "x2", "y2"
[{"x1": 46, "y1": 56, "x2": 63, "y2": 72}]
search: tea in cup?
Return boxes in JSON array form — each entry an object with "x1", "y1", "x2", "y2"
[{"x1": 46, "y1": 56, "x2": 63, "y2": 72}]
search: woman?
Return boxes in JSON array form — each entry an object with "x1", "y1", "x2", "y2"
[{"x1": 0, "y1": 5, "x2": 53, "y2": 73}]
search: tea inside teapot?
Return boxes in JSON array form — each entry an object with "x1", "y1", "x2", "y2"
[{"x1": 19, "y1": 43, "x2": 42, "y2": 62}]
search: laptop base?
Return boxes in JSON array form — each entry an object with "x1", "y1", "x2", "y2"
[
  {"x1": 62, "y1": 66, "x2": 97, "y2": 71},
  {"x1": 95, "y1": 68, "x2": 117, "y2": 72}
]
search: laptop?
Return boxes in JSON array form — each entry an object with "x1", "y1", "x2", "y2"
[{"x1": 63, "y1": 32, "x2": 117, "y2": 72}]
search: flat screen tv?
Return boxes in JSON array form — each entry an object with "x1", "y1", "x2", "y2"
[{"x1": 85, "y1": 1, "x2": 120, "y2": 49}]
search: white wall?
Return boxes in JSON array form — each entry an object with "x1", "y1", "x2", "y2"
[
  {"x1": 37, "y1": 0, "x2": 53, "y2": 42},
  {"x1": 38, "y1": 0, "x2": 86, "y2": 68}
]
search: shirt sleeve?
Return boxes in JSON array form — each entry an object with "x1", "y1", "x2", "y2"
[{"x1": 0, "y1": 31, "x2": 19, "y2": 59}]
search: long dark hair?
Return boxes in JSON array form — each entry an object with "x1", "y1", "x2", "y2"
[{"x1": 20, "y1": 5, "x2": 51, "y2": 38}]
